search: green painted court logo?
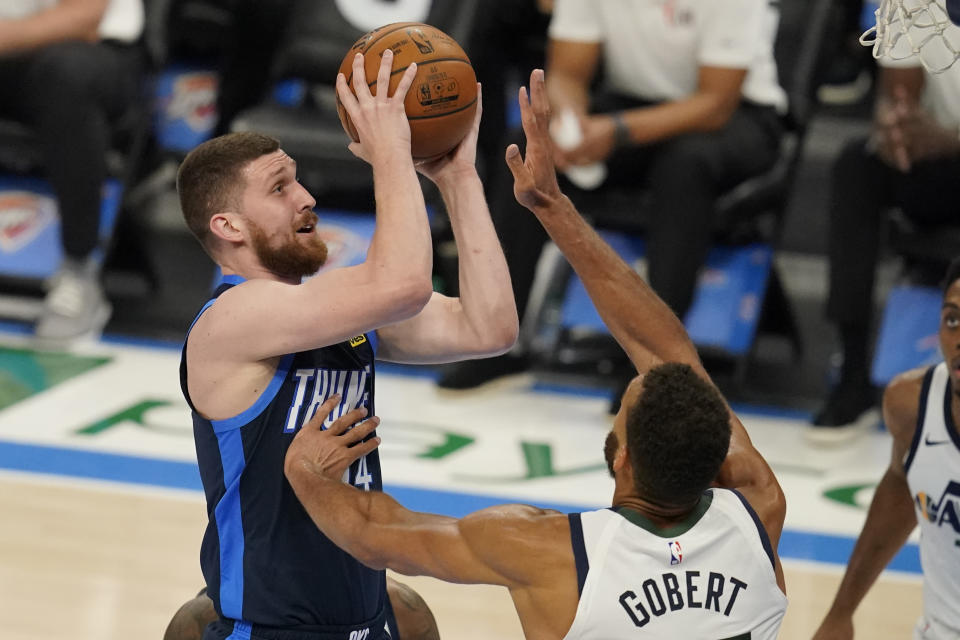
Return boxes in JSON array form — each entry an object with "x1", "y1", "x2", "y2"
[{"x1": 0, "y1": 346, "x2": 110, "y2": 410}]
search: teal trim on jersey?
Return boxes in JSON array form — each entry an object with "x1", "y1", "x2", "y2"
[
  {"x1": 615, "y1": 491, "x2": 714, "y2": 538},
  {"x1": 211, "y1": 353, "x2": 295, "y2": 433}
]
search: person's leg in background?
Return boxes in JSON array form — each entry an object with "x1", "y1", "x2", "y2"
[
  {"x1": 644, "y1": 104, "x2": 783, "y2": 319},
  {"x1": 814, "y1": 137, "x2": 893, "y2": 432},
  {"x1": 435, "y1": 0, "x2": 551, "y2": 389},
  {"x1": 213, "y1": 0, "x2": 295, "y2": 136},
  {"x1": 10, "y1": 41, "x2": 141, "y2": 341}
]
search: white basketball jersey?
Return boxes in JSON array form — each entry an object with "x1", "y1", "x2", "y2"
[
  {"x1": 904, "y1": 363, "x2": 960, "y2": 636},
  {"x1": 563, "y1": 489, "x2": 786, "y2": 640}
]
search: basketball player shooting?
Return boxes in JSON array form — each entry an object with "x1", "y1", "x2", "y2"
[
  {"x1": 283, "y1": 69, "x2": 788, "y2": 640},
  {"x1": 173, "y1": 50, "x2": 516, "y2": 640},
  {"x1": 813, "y1": 259, "x2": 960, "y2": 639}
]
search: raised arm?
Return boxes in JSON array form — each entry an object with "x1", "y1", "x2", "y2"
[
  {"x1": 812, "y1": 371, "x2": 922, "y2": 640},
  {"x1": 192, "y1": 52, "x2": 435, "y2": 363},
  {"x1": 375, "y1": 85, "x2": 519, "y2": 364},
  {"x1": 506, "y1": 68, "x2": 785, "y2": 550},
  {"x1": 284, "y1": 396, "x2": 578, "y2": 636}
]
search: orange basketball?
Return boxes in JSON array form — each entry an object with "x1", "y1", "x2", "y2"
[{"x1": 337, "y1": 22, "x2": 478, "y2": 162}]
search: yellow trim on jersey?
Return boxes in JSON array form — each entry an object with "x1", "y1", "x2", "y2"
[{"x1": 349, "y1": 335, "x2": 367, "y2": 348}]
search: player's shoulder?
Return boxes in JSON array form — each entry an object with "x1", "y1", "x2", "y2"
[{"x1": 884, "y1": 365, "x2": 932, "y2": 444}]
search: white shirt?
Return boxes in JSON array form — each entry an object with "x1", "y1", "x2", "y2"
[
  {"x1": 0, "y1": 0, "x2": 143, "y2": 43},
  {"x1": 563, "y1": 489, "x2": 787, "y2": 639},
  {"x1": 904, "y1": 362, "x2": 960, "y2": 637},
  {"x1": 549, "y1": 0, "x2": 787, "y2": 113}
]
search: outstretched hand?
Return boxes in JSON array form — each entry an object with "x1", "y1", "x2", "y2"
[
  {"x1": 284, "y1": 394, "x2": 381, "y2": 482},
  {"x1": 504, "y1": 69, "x2": 565, "y2": 212}
]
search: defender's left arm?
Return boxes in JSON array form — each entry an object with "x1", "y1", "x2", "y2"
[{"x1": 376, "y1": 85, "x2": 519, "y2": 364}]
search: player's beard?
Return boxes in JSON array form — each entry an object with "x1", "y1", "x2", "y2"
[
  {"x1": 248, "y1": 221, "x2": 328, "y2": 280},
  {"x1": 603, "y1": 430, "x2": 618, "y2": 478}
]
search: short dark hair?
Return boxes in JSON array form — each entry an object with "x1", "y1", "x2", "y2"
[
  {"x1": 625, "y1": 362, "x2": 731, "y2": 506},
  {"x1": 942, "y1": 257, "x2": 960, "y2": 296},
  {"x1": 176, "y1": 132, "x2": 280, "y2": 248}
]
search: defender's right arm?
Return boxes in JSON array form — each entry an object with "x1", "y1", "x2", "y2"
[
  {"x1": 506, "y1": 68, "x2": 785, "y2": 559},
  {"x1": 192, "y1": 52, "x2": 434, "y2": 363},
  {"x1": 812, "y1": 370, "x2": 922, "y2": 640}
]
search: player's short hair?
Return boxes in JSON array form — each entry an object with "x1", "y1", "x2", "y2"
[
  {"x1": 942, "y1": 257, "x2": 960, "y2": 296},
  {"x1": 177, "y1": 132, "x2": 280, "y2": 249},
  {"x1": 625, "y1": 363, "x2": 731, "y2": 506}
]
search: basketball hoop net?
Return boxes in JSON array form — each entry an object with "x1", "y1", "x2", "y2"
[{"x1": 861, "y1": 0, "x2": 960, "y2": 73}]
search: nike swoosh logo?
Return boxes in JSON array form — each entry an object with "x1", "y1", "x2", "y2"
[{"x1": 925, "y1": 436, "x2": 951, "y2": 446}]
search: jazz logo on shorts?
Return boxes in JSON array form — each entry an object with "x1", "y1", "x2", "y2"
[{"x1": 668, "y1": 541, "x2": 683, "y2": 566}]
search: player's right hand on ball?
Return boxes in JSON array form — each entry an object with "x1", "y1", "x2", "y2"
[{"x1": 336, "y1": 50, "x2": 418, "y2": 165}]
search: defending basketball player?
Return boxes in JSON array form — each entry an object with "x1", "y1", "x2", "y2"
[
  {"x1": 813, "y1": 259, "x2": 960, "y2": 640},
  {"x1": 283, "y1": 69, "x2": 788, "y2": 639},
  {"x1": 175, "y1": 50, "x2": 516, "y2": 639}
]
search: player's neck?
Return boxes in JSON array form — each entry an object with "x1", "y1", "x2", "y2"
[
  {"x1": 612, "y1": 495, "x2": 701, "y2": 528},
  {"x1": 219, "y1": 256, "x2": 302, "y2": 286}
]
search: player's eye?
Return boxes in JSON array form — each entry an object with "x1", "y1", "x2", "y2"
[
  {"x1": 274, "y1": 183, "x2": 284, "y2": 193},
  {"x1": 944, "y1": 314, "x2": 959, "y2": 329}
]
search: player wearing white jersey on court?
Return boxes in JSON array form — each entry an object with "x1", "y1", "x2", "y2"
[
  {"x1": 281, "y1": 68, "x2": 788, "y2": 640},
  {"x1": 814, "y1": 258, "x2": 960, "y2": 640}
]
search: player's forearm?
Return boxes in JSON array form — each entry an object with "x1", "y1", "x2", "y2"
[
  {"x1": 439, "y1": 172, "x2": 518, "y2": 354},
  {"x1": 287, "y1": 463, "x2": 396, "y2": 570},
  {"x1": 825, "y1": 470, "x2": 917, "y2": 619},
  {"x1": 531, "y1": 195, "x2": 697, "y2": 371},
  {"x1": 367, "y1": 155, "x2": 434, "y2": 291},
  {"x1": 0, "y1": 0, "x2": 105, "y2": 56}
]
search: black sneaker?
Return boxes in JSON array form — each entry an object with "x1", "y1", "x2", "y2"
[
  {"x1": 806, "y1": 381, "x2": 880, "y2": 445},
  {"x1": 436, "y1": 354, "x2": 530, "y2": 390}
]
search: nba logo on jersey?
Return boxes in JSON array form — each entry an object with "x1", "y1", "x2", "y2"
[{"x1": 668, "y1": 541, "x2": 682, "y2": 565}]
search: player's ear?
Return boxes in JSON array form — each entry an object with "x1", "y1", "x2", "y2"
[
  {"x1": 210, "y1": 212, "x2": 245, "y2": 244},
  {"x1": 613, "y1": 441, "x2": 629, "y2": 474}
]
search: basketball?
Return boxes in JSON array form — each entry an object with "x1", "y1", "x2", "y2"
[{"x1": 337, "y1": 22, "x2": 478, "y2": 161}]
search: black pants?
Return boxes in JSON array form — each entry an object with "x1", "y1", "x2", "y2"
[
  {"x1": 826, "y1": 137, "x2": 960, "y2": 329},
  {"x1": 0, "y1": 40, "x2": 141, "y2": 261},
  {"x1": 490, "y1": 97, "x2": 783, "y2": 319}
]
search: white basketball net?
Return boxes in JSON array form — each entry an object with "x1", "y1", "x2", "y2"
[{"x1": 861, "y1": 0, "x2": 960, "y2": 73}]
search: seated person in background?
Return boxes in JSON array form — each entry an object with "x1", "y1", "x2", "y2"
[
  {"x1": 285, "y1": 69, "x2": 788, "y2": 640},
  {"x1": 0, "y1": 0, "x2": 145, "y2": 342},
  {"x1": 809, "y1": 21, "x2": 960, "y2": 440},
  {"x1": 438, "y1": 0, "x2": 786, "y2": 390}
]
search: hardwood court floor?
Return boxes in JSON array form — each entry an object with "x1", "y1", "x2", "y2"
[{"x1": 0, "y1": 472, "x2": 922, "y2": 640}]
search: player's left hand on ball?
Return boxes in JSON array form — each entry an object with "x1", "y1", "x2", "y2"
[{"x1": 284, "y1": 394, "x2": 381, "y2": 481}]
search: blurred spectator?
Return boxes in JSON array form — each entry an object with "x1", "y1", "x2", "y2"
[
  {"x1": 809, "y1": 27, "x2": 960, "y2": 440},
  {"x1": 438, "y1": 0, "x2": 786, "y2": 390},
  {"x1": 817, "y1": 0, "x2": 876, "y2": 106},
  {"x1": 211, "y1": 0, "x2": 294, "y2": 136},
  {"x1": 0, "y1": 0, "x2": 145, "y2": 342}
]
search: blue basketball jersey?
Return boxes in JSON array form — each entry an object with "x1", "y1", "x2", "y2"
[{"x1": 180, "y1": 276, "x2": 389, "y2": 635}]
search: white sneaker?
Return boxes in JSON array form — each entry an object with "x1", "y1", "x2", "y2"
[{"x1": 34, "y1": 260, "x2": 112, "y2": 344}]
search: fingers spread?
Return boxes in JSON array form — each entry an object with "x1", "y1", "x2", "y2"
[
  {"x1": 305, "y1": 394, "x2": 342, "y2": 431},
  {"x1": 352, "y1": 53, "x2": 370, "y2": 99},
  {"x1": 345, "y1": 416, "x2": 380, "y2": 445},
  {"x1": 376, "y1": 49, "x2": 394, "y2": 99},
  {"x1": 394, "y1": 62, "x2": 418, "y2": 101},
  {"x1": 328, "y1": 406, "x2": 369, "y2": 436}
]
